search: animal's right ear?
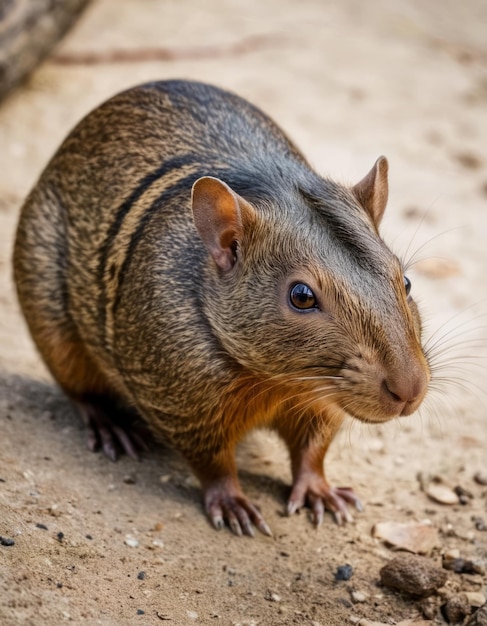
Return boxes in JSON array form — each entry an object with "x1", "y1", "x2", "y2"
[
  {"x1": 352, "y1": 156, "x2": 389, "y2": 229},
  {"x1": 191, "y1": 176, "x2": 255, "y2": 272}
]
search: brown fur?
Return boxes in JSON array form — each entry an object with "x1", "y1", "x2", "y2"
[{"x1": 13, "y1": 80, "x2": 431, "y2": 534}]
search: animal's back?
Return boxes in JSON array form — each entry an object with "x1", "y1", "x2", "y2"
[{"x1": 14, "y1": 81, "x2": 305, "y2": 385}]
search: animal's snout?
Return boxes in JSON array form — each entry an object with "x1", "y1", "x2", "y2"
[{"x1": 381, "y1": 364, "x2": 429, "y2": 416}]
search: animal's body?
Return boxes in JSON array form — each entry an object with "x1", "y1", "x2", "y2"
[{"x1": 13, "y1": 80, "x2": 430, "y2": 535}]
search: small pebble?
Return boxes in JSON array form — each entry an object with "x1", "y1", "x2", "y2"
[
  {"x1": 443, "y1": 556, "x2": 484, "y2": 575},
  {"x1": 56, "y1": 582, "x2": 63, "y2": 588},
  {"x1": 85, "y1": 534, "x2": 93, "y2": 540},
  {"x1": 265, "y1": 591, "x2": 281, "y2": 602},
  {"x1": 136, "y1": 609, "x2": 145, "y2": 615},
  {"x1": 420, "y1": 595, "x2": 440, "y2": 620},
  {"x1": 0, "y1": 536, "x2": 15, "y2": 546},
  {"x1": 36, "y1": 523, "x2": 48, "y2": 530},
  {"x1": 380, "y1": 554, "x2": 447, "y2": 597},
  {"x1": 137, "y1": 571, "x2": 146, "y2": 580},
  {"x1": 445, "y1": 549, "x2": 461, "y2": 560},
  {"x1": 425, "y1": 484, "x2": 459, "y2": 505},
  {"x1": 466, "y1": 593, "x2": 486, "y2": 608},
  {"x1": 351, "y1": 590, "x2": 368, "y2": 603},
  {"x1": 124, "y1": 536, "x2": 139, "y2": 548},
  {"x1": 473, "y1": 473, "x2": 487, "y2": 486},
  {"x1": 123, "y1": 474, "x2": 137, "y2": 485},
  {"x1": 466, "y1": 604, "x2": 487, "y2": 626},
  {"x1": 57, "y1": 532, "x2": 64, "y2": 542},
  {"x1": 442, "y1": 593, "x2": 470, "y2": 624},
  {"x1": 335, "y1": 564, "x2": 354, "y2": 581},
  {"x1": 454, "y1": 485, "x2": 473, "y2": 504},
  {"x1": 472, "y1": 516, "x2": 487, "y2": 532}
]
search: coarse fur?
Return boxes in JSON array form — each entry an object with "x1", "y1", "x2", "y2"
[{"x1": 13, "y1": 80, "x2": 430, "y2": 535}]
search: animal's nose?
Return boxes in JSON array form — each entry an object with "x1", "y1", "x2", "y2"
[{"x1": 381, "y1": 367, "x2": 428, "y2": 410}]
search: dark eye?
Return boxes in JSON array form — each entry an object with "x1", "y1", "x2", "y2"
[
  {"x1": 404, "y1": 275, "x2": 411, "y2": 296},
  {"x1": 289, "y1": 283, "x2": 318, "y2": 311}
]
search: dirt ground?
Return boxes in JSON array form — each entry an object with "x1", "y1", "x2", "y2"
[{"x1": 1, "y1": 1, "x2": 487, "y2": 624}]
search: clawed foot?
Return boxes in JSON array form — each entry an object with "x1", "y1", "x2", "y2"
[
  {"x1": 204, "y1": 481, "x2": 273, "y2": 538},
  {"x1": 287, "y1": 474, "x2": 363, "y2": 526},
  {"x1": 76, "y1": 401, "x2": 149, "y2": 462}
]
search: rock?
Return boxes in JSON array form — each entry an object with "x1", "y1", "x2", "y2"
[
  {"x1": 454, "y1": 485, "x2": 473, "y2": 505},
  {"x1": 472, "y1": 516, "x2": 487, "y2": 532},
  {"x1": 124, "y1": 535, "x2": 139, "y2": 548},
  {"x1": 443, "y1": 555, "x2": 485, "y2": 575},
  {"x1": 466, "y1": 604, "x2": 487, "y2": 626},
  {"x1": 418, "y1": 473, "x2": 461, "y2": 504},
  {"x1": 425, "y1": 483, "x2": 459, "y2": 505},
  {"x1": 372, "y1": 520, "x2": 439, "y2": 554},
  {"x1": 335, "y1": 564, "x2": 353, "y2": 581},
  {"x1": 0, "y1": 536, "x2": 15, "y2": 546},
  {"x1": 351, "y1": 590, "x2": 368, "y2": 603},
  {"x1": 380, "y1": 554, "x2": 448, "y2": 597},
  {"x1": 442, "y1": 593, "x2": 470, "y2": 624},
  {"x1": 466, "y1": 593, "x2": 487, "y2": 608},
  {"x1": 265, "y1": 591, "x2": 281, "y2": 602},
  {"x1": 420, "y1": 595, "x2": 441, "y2": 619},
  {"x1": 473, "y1": 473, "x2": 487, "y2": 486},
  {"x1": 444, "y1": 549, "x2": 461, "y2": 560}
]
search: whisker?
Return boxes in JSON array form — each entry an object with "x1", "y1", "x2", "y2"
[
  {"x1": 423, "y1": 308, "x2": 487, "y2": 352},
  {"x1": 424, "y1": 323, "x2": 487, "y2": 357},
  {"x1": 400, "y1": 222, "x2": 466, "y2": 272},
  {"x1": 399, "y1": 206, "x2": 434, "y2": 269}
]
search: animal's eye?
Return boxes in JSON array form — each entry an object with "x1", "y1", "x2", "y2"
[
  {"x1": 289, "y1": 283, "x2": 318, "y2": 311},
  {"x1": 404, "y1": 275, "x2": 412, "y2": 296}
]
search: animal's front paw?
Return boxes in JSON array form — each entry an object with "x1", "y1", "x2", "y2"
[
  {"x1": 287, "y1": 473, "x2": 363, "y2": 526},
  {"x1": 203, "y1": 481, "x2": 273, "y2": 538}
]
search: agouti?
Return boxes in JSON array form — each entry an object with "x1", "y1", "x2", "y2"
[{"x1": 13, "y1": 80, "x2": 430, "y2": 536}]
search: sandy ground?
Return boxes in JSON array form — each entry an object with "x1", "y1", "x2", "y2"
[{"x1": 1, "y1": 1, "x2": 487, "y2": 624}]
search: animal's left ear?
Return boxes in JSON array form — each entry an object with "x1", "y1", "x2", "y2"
[
  {"x1": 351, "y1": 156, "x2": 389, "y2": 228},
  {"x1": 192, "y1": 176, "x2": 255, "y2": 272}
]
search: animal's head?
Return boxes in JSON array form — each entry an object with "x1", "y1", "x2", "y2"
[{"x1": 191, "y1": 157, "x2": 430, "y2": 423}]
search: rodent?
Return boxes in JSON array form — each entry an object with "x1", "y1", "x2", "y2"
[{"x1": 13, "y1": 79, "x2": 430, "y2": 536}]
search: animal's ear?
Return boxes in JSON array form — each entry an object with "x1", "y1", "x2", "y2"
[
  {"x1": 352, "y1": 156, "x2": 389, "y2": 228},
  {"x1": 191, "y1": 176, "x2": 254, "y2": 272}
]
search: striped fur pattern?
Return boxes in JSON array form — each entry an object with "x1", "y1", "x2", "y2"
[{"x1": 13, "y1": 80, "x2": 430, "y2": 531}]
